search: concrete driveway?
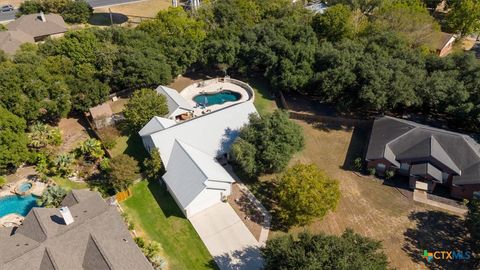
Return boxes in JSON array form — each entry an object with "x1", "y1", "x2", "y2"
[{"x1": 189, "y1": 203, "x2": 263, "y2": 270}]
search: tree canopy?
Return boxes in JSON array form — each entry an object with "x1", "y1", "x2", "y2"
[
  {"x1": 262, "y1": 230, "x2": 390, "y2": 270},
  {"x1": 231, "y1": 110, "x2": 304, "y2": 177},
  {"x1": 124, "y1": 88, "x2": 169, "y2": 131},
  {"x1": 108, "y1": 154, "x2": 139, "y2": 192},
  {"x1": 275, "y1": 164, "x2": 340, "y2": 226},
  {"x1": 0, "y1": 106, "x2": 29, "y2": 174},
  {"x1": 466, "y1": 198, "x2": 480, "y2": 254}
]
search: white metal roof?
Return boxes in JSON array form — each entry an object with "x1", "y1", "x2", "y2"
[
  {"x1": 138, "y1": 116, "x2": 177, "y2": 137},
  {"x1": 155, "y1": 85, "x2": 194, "y2": 118},
  {"x1": 147, "y1": 101, "x2": 258, "y2": 165},
  {"x1": 163, "y1": 140, "x2": 234, "y2": 209}
]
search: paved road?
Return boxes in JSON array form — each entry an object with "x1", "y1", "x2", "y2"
[
  {"x1": 86, "y1": 0, "x2": 142, "y2": 8},
  {"x1": 0, "y1": 10, "x2": 17, "y2": 23}
]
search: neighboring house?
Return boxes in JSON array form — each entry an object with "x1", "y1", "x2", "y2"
[
  {"x1": 140, "y1": 90, "x2": 257, "y2": 218},
  {"x1": 88, "y1": 103, "x2": 114, "y2": 129},
  {"x1": 433, "y1": 32, "x2": 456, "y2": 57},
  {"x1": 0, "y1": 12, "x2": 67, "y2": 54},
  {"x1": 365, "y1": 116, "x2": 480, "y2": 199},
  {"x1": 0, "y1": 190, "x2": 153, "y2": 270},
  {"x1": 155, "y1": 85, "x2": 194, "y2": 121},
  {"x1": 0, "y1": 30, "x2": 34, "y2": 54}
]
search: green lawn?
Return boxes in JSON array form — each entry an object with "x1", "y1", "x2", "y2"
[
  {"x1": 121, "y1": 181, "x2": 214, "y2": 270},
  {"x1": 52, "y1": 176, "x2": 88, "y2": 191},
  {"x1": 109, "y1": 133, "x2": 148, "y2": 163},
  {"x1": 248, "y1": 78, "x2": 277, "y2": 116}
]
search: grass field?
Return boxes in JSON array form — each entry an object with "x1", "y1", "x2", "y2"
[
  {"x1": 256, "y1": 119, "x2": 470, "y2": 270},
  {"x1": 52, "y1": 176, "x2": 88, "y2": 191},
  {"x1": 121, "y1": 181, "x2": 214, "y2": 270},
  {"x1": 248, "y1": 79, "x2": 277, "y2": 116}
]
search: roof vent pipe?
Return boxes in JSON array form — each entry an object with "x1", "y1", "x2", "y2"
[
  {"x1": 59, "y1": 207, "x2": 74, "y2": 225},
  {"x1": 39, "y1": 11, "x2": 46, "y2": 22}
]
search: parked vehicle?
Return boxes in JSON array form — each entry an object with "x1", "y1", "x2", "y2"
[{"x1": 0, "y1": 5, "x2": 14, "y2": 13}]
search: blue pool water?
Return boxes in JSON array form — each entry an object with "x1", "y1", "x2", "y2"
[
  {"x1": 18, "y1": 182, "x2": 32, "y2": 193},
  {"x1": 193, "y1": 90, "x2": 241, "y2": 107},
  {"x1": 0, "y1": 195, "x2": 38, "y2": 217}
]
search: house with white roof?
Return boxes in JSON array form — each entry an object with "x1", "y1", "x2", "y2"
[
  {"x1": 140, "y1": 84, "x2": 257, "y2": 218},
  {"x1": 155, "y1": 85, "x2": 194, "y2": 121}
]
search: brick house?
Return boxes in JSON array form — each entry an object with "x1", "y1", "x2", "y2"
[{"x1": 365, "y1": 116, "x2": 480, "y2": 200}]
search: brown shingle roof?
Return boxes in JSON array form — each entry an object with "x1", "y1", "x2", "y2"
[
  {"x1": 6, "y1": 13, "x2": 67, "y2": 38},
  {"x1": 0, "y1": 190, "x2": 153, "y2": 270},
  {"x1": 0, "y1": 30, "x2": 34, "y2": 54},
  {"x1": 89, "y1": 103, "x2": 114, "y2": 120}
]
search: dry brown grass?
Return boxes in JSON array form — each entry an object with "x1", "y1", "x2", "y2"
[
  {"x1": 93, "y1": 0, "x2": 170, "y2": 18},
  {"x1": 262, "y1": 120, "x2": 469, "y2": 270}
]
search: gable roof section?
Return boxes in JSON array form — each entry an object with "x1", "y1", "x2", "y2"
[
  {"x1": 367, "y1": 116, "x2": 480, "y2": 185},
  {"x1": 394, "y1": 135, "x2": 461, "y2": 174},
  {"x1": 410, "y1": 163, "x2": 443, "y2": 182},
  {"x1": 39, "y1": 248, "x2": 58, "y2": 270},
  {"x1": 0, "y1": 30, "x2": 34, "y2": 54},
  {"x1": 163, "y1": 140, "x2": 233, "y2": 209},
  {"x1": 155, "y1": 85, "x2": 193, "y2": 117},
  {"x1": 138, "y1": 116, "x2": 177, "y2": 137},
  {"x1": 0, "y1": 190, "x2": 153, "y2": 270},
  {"x1": 7, "y1": 13, "x2": 67, "y2": 38},
  {"x1": 82, "y1": 234, "x2": 113, "y2": 270},
  {"x1": 147, "y1": 101, "x2": 257, "y2": 166}
]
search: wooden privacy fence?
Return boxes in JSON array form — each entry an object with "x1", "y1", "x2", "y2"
[
  {"x1": 288, "y1": 111, "x2": 371, "y2": 126},
  {"x1": 116, "y1": 188, "x2": 132, "y2": 202}
]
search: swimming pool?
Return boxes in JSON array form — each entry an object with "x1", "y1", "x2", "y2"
[
  {"x1": 0, "y1": 194, "x2": 38, "y2": 217},
  {"x1": 193, "y1": 90, "x2": 241, "y2": 107}
]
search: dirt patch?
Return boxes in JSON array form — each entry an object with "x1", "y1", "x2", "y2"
[
  {"x1": 58, "y1": 117, "x2": 91, "y2": 154},
  {"x1": 108, "y1": 97, "x2": 129, "y2": 114},
  {"x1": 93, "y1": 0, "x2": 170, "y2": 18},
  {"x1": 228, "y1": 183, "x2": 263, "y2": 241},
  {"x1": 264, "y1": 119, "x2": 469, "y2": 270},
  {"x1": 168, "y1": 75, "x2": 206, "y2": 92}
]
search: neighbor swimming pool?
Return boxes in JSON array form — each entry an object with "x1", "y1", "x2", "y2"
[
  {"x1": 193, "y1": 90, "x2": 241, "y2": 107},
  {"x1": 0, "y1": 194, "x2": 38, "y2": 217}
]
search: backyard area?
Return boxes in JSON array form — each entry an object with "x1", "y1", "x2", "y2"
[
  {"x1": 255, "y1": 117, "x2": 472, "y2": 270},
  {"x1": 121, "y1": 181, "x2": 214, "y2": 270}
]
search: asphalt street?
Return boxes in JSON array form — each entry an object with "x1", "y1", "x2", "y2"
[
  {"x1": 0, "y1": 9, "x2": 17, "y2": 23},
  {"x1": 86, "y1": 0, "x2": 142, "y2": 8}
]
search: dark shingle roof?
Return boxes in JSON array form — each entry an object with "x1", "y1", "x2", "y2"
[
  {"x1": 0, "y1": 190, "x2": 153, "y2": 270},
  {"x1": 366, "y1": 116, "x2": 480, "y2": 185}
]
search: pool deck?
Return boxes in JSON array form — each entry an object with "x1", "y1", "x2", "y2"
[{"x1": 180, "y1": 78, "x2": 252, "y2": 116}]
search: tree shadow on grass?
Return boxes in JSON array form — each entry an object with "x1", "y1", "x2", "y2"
[
  {"x1": 147, "y1": 180, "x2": 185, "y2": 219},
  {"x1": 89, "y1": 13, "x2": 129, "y2": 26},
  {"x1": 403, "y1": 210, "x2": 474, "y2": 270}
]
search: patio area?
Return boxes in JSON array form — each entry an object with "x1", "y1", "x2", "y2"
[{"x1": 180, "y1": 77, "x2": 254, "y2": 116}]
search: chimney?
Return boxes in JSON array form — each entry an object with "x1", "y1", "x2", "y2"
[
  {"x1": 39, "y1": 11, "x2": 46, "y2": 22},
  {"x1": 59, "y1": 207, "x2": 74, "y2": 225}
]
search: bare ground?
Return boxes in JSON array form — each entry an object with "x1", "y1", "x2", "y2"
[
  {"x1": 93, "y1": 0, "x2": 170, "y2": 18},
  {"x1": 58, "y1": 117, "x2": 90, "y2": 154}
]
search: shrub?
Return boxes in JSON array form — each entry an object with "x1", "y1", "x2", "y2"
[
  {"x1": 143, "y1": 148, "x2": 164, "y2": 181},
  {"x1": 0, "y1": 176, "x2": 6, "y2": 188},
  {"x1": 385, "y1": 169, "x2": 395, "y2": 179},
  {"x1": 19, "y1": 0, "x2": 93, "y2": 24},
  {"x1": 99, "y1": 158, "x2": 111, "y2": 172},
  {"x1": 367, "y1": 167, "x2": 376, "y2": 175},
  {"x1": 121, "y1": 212, "x2": 135, "y2": 230},
  {"x1": 38, "y1": 185, "x2": 67, "y2": 208},
  {"x1": 353, "y1": 157, "x2": 363, "y2": 171},
  {"x1": 102, "y1": 136, "x2": 117, "y2": 150}
]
